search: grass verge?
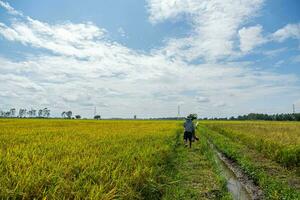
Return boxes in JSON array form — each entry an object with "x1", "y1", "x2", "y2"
[
  {"x1": 163, "y1": 130, "x2": 231, "y2": 200},
  {"x1": 200, "y1": 124, "x2": 300, "y2": 199}
]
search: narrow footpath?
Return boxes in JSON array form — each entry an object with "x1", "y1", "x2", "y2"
[{"x1": 163, "y1": 131, "x2": 231, "y2": 200}]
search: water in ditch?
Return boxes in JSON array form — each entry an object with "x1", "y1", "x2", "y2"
[{"x1": 209, "y1": 143, "x2": 252, "y2": 200}]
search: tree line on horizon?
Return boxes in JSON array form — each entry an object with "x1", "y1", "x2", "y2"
[
  {"x1": 0, "y1": 108, "x2": 50, "y2": 118},
  {"x1": 1, "y1": 109, "x2": 300, "y2": 121},
  {"x1": 0, "y1": 108, "x2": 99, "y2": 120},
  {"x1": 201, "y1": 113, "x2": 300, "y2": 121}
]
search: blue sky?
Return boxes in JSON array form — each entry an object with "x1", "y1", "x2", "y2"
[{"x1": 0, "y1": 0, "x2": 300, "y2": 118}]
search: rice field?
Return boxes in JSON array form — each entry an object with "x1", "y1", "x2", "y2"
[
  {"x1": 0, "y1": 119, "x2": 228, "y2": 199},
  {"x1": 201, "y1": 121, "x2": 300, "y2": 168},
  {"x1": 0, "y1": 119, "x2": 181, "y2": 199},
  {"x1": 200, "y1": 121, "x2": 300, "y2": 199},
  {"x1": 2, "y1": 119, "x2": 299, "y2": 199}
]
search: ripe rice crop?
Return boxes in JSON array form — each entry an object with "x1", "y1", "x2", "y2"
[
  {"x1": 0, "y1": 119, "x2": 181, "y2": 199},
  {"x1": 201, "y1": 121, "x2": 300, "y2": 168},
  {"x1": 200, "y1": 121, "x2": 300, "y2": 199}
]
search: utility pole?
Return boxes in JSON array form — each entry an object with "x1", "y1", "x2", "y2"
[
  {"x1": 293, "y1": 104, "x2": 295, "y2": 114},
  {"x1": 177, "y1": 105, "x2": 181, "y2": 119},
  {"x1": 94, "y1": 106, "x2": 97, "y2": 117}
]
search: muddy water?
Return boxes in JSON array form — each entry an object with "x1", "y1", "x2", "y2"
[
  {"x1": 215, "y1": 152, "x2": 252, "y2": 200},
  {"x1": 209, "y1": 143, "x2": 252, "y2": 200}
]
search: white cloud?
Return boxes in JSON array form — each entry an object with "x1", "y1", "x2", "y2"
[
  {"x1": 0, "y1": 91, "x2": 19, "y2": 98},
  {"x1": 0, "y1": 73, "x2": 44, "y2": 92},
  {"x1": 214, "y1": 101, "x2": 227, "y2": 108},
  {"x1": 0, "y1": 0, "x2": 23, "y2": 16},
  {"x1": 1, "y1": 53, "x2": 297, "y2": 117},
  {"x1": 295, "y1": 100, "x2": 300, "y2": 109},
  {"x1": 272, "y1": 23, "x2": 300, "y2": 42},
  {"x1": 196, "y1": 96, "x2": 210, "y2": 103},
  {"x1": 262, "y1": 47, "x2": 287, "y2": 57},
  {"x1": 147, "y1": 0, "x2": 194, "y2": 23},
  {"x1": 147, "y1": 0, "x2": 264, "y2": 61},
  {"x1": 0, "y1": 18, "x2": 107, "y2": 59},
  {"x1": 291, "y1": 55, "x2": 300, "y2": 63},
  {"x1": 117, "y1": 27, "x2": 126, "y2": 37},
  {"x1": 239, "y1": 25, "x2": 266, "y2": 52},
  {"x1": 274, "y1": 60, "x2": 285, "y2": 67}
]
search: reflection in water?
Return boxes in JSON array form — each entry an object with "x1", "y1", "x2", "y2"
[
  {"x1": 226, "y1": 177, "x2": 250, "y2": 200},
  {"x1": 210, "y1": 144, "x2": 252, "y2": 200}
]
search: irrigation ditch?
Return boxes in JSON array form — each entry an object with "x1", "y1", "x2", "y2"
[{"x1": 206, "y1": 139, "x2": 263, "y2": 200}]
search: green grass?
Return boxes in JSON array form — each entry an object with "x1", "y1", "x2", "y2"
[
  {"x1": 163, "y1": 130, "x2": 231, "y2": 200},
  {"x1": 201, "y1": 121, "x2": 300, "y2": 168},
  {"x1": 200, "y1": 122, "x2": 300, "y2": 199}
]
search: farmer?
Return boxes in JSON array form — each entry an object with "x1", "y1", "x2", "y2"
[{"x1": 183, "y1": 117, "x2": 195, "y2": 148}]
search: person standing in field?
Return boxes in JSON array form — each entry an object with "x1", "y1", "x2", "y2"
[{"x1": 183, "y1": 117, "x2": 195, "y2": 148}]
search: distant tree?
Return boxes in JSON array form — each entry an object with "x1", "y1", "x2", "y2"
[
  {"x1": 9, "y1": 108, "x2": 16, "y2": 117},
  {"x1": 36, "y1": 108, "x2": 50, "y2": 118},
  {"x1": 32, "y1": 110, "x2": 36, "y2": 117},
  {"x1": 217, "y1": 113, "x2": 300, "y2": 121},
  {"x1": 61, "y1": 111, "x2": 66, "y2": 118},
  {"x1": 18, "y1": 109, "x2": 27, "y2": 118},
  {"x1": 31, "y1": 109, "x2": 36, "y2": 117},
  {"x1": 38, "y1": 109, "x2": 43, "y2": 118},
  {"x1": 294, "y1": 113, "x2": 300, "y2": 121},
  {"x1": 5, "y1": 111, "x2": 10, "y2": 117},
  {"x1": 27, "y1": 109, "x2": 36, "y2": 118},
  {"x1": 94, "y1": 115, "x2": 101, "y2": 120},
  {"x1": 75, "y1": 115, "x2": 81, "y2": 119},
  {"x1": 61, "y1": 111, "x2": 72, "y2": 119},
  {"x1": 43, "y1": 108, "x2": 50, "y2": 118},
  {"x1": 66, "y1": 111, "x2": 72, "y2": 119},
  {"x1": 187, "y1": 113, "x2": 198, "y2": 120}
]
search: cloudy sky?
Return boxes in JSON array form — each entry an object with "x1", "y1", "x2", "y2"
[{"x1": 0, "y1": 0, "x2": 300, "y2": 118}]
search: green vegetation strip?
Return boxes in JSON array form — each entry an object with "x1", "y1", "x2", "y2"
[
  {"x1": 202, "y1": 121, "x2": 300, "y2": 169},
  {"x1": 163, "y1": 130, "x2": 231, "y2": 200},
  {"x1": 200, "y1": 124, "x2": 300, "y2": 199}
]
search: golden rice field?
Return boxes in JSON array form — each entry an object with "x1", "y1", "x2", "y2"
[
  {"x1": 0, "y1": 119, "x2": 230, "y2": 200},
  {"x1": 0, "y1": 119, "x2": 182, "y2": 199},
  {"x1": 201, "y1": 121, "x2": 300, "y2": 168},
  {"x1": 2, "y1": 119, "x2": 299, "y2": 199}
]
